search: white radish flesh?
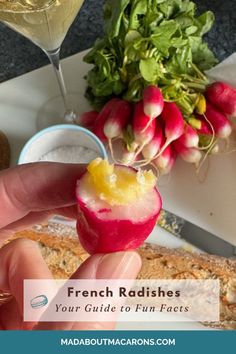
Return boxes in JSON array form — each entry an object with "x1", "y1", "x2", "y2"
[
  {"x1": 142, "y1": 120, "x2": 163, "y2": 160},
  {"x1": 133, "y1": 101, "x2": 156, "y2": 146}
]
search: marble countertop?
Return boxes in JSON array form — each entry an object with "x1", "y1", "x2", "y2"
[{"x1": 0, "y1": 0, "x2": 235, "y2": 83}]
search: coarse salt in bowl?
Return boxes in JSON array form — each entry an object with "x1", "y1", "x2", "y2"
[{"x1": 18, "y1": 124, "x2": 107, "y2": 165}]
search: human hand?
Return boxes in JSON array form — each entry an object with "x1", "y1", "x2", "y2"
[{"x1": 0, "y1": 163, "x2": 142, "y2": 330}]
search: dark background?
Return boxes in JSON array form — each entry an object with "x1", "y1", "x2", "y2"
[{"x1": 0, "y1": 0, "x2": 235, "y2": 83}]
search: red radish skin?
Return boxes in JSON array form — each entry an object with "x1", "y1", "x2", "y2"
[
  {"x1": 103, "y1": 100, "x2": 132, "y2": 139},
  {"x1": 143, "y1": 86, "x2": 164, "y2": 120},
  {"x1": 178, "y1": 124, "x2": 199, "y2": 148},
  {"x1": 162, "y1": 102, "x2": 185, "y2": 142},
  {"x1": 142, "y1": 121, "x2": 164, "y2": 160},
  {"x1": 93, "y1": 98, "x2": 121, "y2": 141},
  {"x1": 152, "y1": 102, "x2": 185, "y2": 160},
  {"x1": 78, "y1": 111, "x2": 98, "y2": 129},
  {"x1": 205, "y1": 102, "x2": 232, "y2": 139},
  {"x1": 206, "y1": 82, "x2": 236, "y2": 117},
  {"x1": 76, "y1": 166, "x2": 162, "y2": 254},
  {"x1": 133, "y1": 101, "x2": 156, "y2": 146},
  {"x1": 173, "y1": 140, "x2": 202, "y2": 164},
  {"x1": 195, "y1": 115, "x2": 213, "y2": 136}
]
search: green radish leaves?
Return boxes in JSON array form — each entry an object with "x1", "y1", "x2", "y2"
[
  {"x1": 84, "y1": 0, "x2": 218, "y2": 114},
  {"x1": 140, "y1": 58, "x2": 161, "y2": 83},
  {"x1": 195, "y1": 11, "x2": 215, "y2": 36}
]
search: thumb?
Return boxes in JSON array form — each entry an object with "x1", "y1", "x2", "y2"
[
  {"x1": 35, "y1": 251, "x2": 142, "y2": 330},
  {"x1": 73, "y1": 251, "x2": 142, "y2": 280}
]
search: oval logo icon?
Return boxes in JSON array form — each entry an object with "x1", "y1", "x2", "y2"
[{"x1": 30, "y1": 295, "x2": 48, "y2": 309}]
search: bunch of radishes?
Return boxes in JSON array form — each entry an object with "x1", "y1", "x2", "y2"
[{"x1": 79, "y1": 81, "x2": 236, "y2": 175}]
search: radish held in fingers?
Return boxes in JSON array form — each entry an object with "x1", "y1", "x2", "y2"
[
  {"x1": 133, "y1": 101, "x2": 156, "y2": 146},
  {"x1": 206, "y1": 82, "x2": 236, "y2": 117},
  {"x1": 142, "y1": 121, "x2": 163, "y2": 160},
  {"x1": 178, "y1": 124, "x2": 199, "y2": 148},
  {"x1": 77, "y1": 111, "x2": 98, "y2": 129},
  {"x1": 103, "y1": 100, "x2": 132, "y2": 139},
  {"x1": 173, "y1": 140, "x2": 202, "y2": 165},
  {"x1": 143, "y1": 86, "x2": 164, "y2": 120},
  {"x1": 76, "y1": 158, "x2": 162, "y2": 254},
  {"x1": 205, "y1": 102, "x2": 232, "y2": 139},
  {"x1": 93, "y1": 98, "x2": 121, "y2": 141}
]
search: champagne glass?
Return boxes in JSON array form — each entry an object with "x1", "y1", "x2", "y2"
[{"x1": 0, "y1": 0, "x2": 85, "y2": 129}]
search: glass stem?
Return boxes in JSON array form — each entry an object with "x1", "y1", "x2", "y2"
[{"x1": 45, "y1": 48, "x2": 76, "y2": 123}]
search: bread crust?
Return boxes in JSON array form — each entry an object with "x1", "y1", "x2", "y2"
[
  {"x1": 5, "y1": 224, "x2": 236, "y2": 329},
  {"x1": 0, "y1": 130, "x2": 10, "y2": 170},
  {"x1": 138, "y1": 243, "x2": 236, "y2": 329}
]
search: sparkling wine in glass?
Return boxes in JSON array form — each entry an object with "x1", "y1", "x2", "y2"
[{"x1": 0, "y1": 0, "x2": 85, "y2": 129}]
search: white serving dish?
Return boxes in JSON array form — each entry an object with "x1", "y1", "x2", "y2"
[{"x1": 18, "y1": 124, "x2": 107, "y2": 164}]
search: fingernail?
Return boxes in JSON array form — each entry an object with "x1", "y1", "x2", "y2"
[{"x1": 96, "y1": 251, "x2": 142, "y2": 279}]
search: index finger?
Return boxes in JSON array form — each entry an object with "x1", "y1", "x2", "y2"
[{"x1": 0, "y1": 162, "x2": 85, "y2": 229}]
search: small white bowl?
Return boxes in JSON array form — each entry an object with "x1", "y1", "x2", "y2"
[{"x1": 18, "y1": 124, "x2": 107, "y2": 164}]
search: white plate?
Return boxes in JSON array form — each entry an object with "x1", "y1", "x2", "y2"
[{"x1": 1, "y1": 50, "x2": 228, "y2": 330}]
